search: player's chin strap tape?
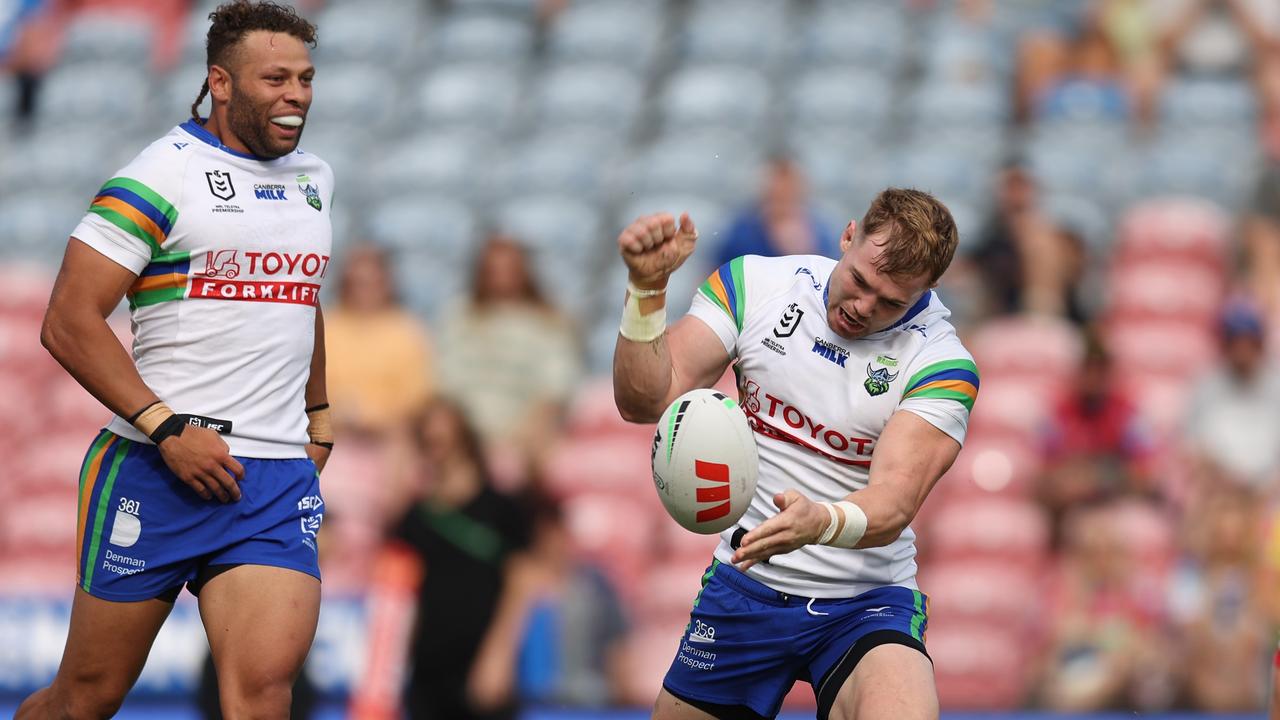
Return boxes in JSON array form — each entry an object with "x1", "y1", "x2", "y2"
[
  {"x1": 816, "y1": 500, "x2": 868, "y2": 549},
  {"x1": 619, "y1": 281, "x2": 667, "y2": 343},
  {"x1": 306, "y1": 403, "x2": 334, "y2": 449}
]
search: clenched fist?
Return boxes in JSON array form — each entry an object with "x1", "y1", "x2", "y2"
[{"x1": 618, "y1": 212, "x2": 699, "y2": 288}]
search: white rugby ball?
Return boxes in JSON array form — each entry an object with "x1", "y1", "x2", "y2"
[{"x1": 651, "y1": 388, "x2": 758, "y2": 534}]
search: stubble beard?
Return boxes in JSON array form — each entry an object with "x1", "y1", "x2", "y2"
[{"x1": 227, "y1": 84, "x2": 302, "y2": 159}]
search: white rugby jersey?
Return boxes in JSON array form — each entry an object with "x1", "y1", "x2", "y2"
[
  {"x1": 71, "y1": 120, "x2": 334, "y2": 458},
  {"x1": 688, "y1": 254, "x2": 979, "y2": 598}
]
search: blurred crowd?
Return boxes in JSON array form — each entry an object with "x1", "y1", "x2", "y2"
[{"x1": 3, "y1": 0, "x2": 1280, "y2": 717}]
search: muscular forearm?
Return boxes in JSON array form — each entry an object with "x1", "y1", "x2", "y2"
[
  {"x1": 305, "y1": 307, "x2": 328, "y2": 408},
  {"x1": 613, "y1": 291, "x2": 674, "y2": 423},
  {"x1": 41, "y1": 307, "x2": 157, "y2": 419},
  {"x1": 841, "y1": 482, "x2": 917, "y2": 548}
]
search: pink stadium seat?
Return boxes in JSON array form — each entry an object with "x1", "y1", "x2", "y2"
[
  {"x1": 1115, "y1": 197, "x2": 1230, "y2": 271},
  {"x1": 966, "y1": 375, "x2": 1061, "y2": 439},
  {"x1": 919, "y1": 560, "x2": 1045, "y2": 626},
  {"x1": 0, "y1": 556, "x2": 76, "y2": 594},
  {"x1": 658, "y1": 519, "x2": 721, "y2": 563},
  {"x1": 934, "y1": 433, "x2": 1042, "y2": 500},
  {"x1": 1115, "y1": 371, "x2": 1193, "y2": 441},
  {"x1": 619, "y1": 620, "x2": 684, "y2": 706},
  {"x1": 640, "y1": 558, "x2": 712, "y2": 623},
  {"x1": 541, "y1": 433, "x2": 655, "y2": 499},
  {"x1": 563, "y1": 491, "x2": 656, "y2": 595},
  {"x1": 1104, "y1": 319, "x2": 1216, "y2": 379},
  {"x1": 929, "y1": 621, "x2": 1031, "y2": 709},
  {"x1": 1106, "y1": 260, "x2": 1224, "y2": 327},
  {"x1": 923, "y1": 496, "x2": 1049, "y2": 567},
  {"x1": 565, "y1": 378, "x2": 653, "y2": 442},
  {"x1": 2, "y1": 494, "x2": 78, "y2": 552},
  {"x1": 967, "y1": 315, "x2": 1082, "y2": 382}
]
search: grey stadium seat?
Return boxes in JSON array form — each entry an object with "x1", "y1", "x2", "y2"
[
  {"x1": 314, "y1": 3, "x2": 422, "y2": 66},
  {"x1": 626, "y1": 132, "x2": 764, "y2": 206},
  {"x1": 660, "y1": 65, "x2": 772, "y2": 136},
  {"x1": 432, "y1": 13, "x2": 533, "y2": 65},
  {"x1": 531, "y1": 62, "x2": 644, "y2": 138},
  {"x1": 679, "y1": 0, "x2": 790, "y2": 69},
  {"x1": 487, "y1": 129, "x2": 622, "y2": 203},
  {"x1": 1159, "y1": 77, "x2": 1257, "y2": 129},
  {"x1": 548, "y1": 2, "x2": 665, "y2": 71},
  {"x1": 785, "y1": 67, "x2": 893, "y2": 137},
  {"x1": 795, "y1": 2, "x2": 908, "y2": 74},
  {"x1": 61, "y1": 12, "x2": 153, "y2": 67},
  {"x1": 303, "y1": 62, "x2": 399, "y2": 132},
  {"x1": 365, "y1": 130, "x2": 493, "y2": 201},
  {"x1": 38, "y1": 64, "x2": 151, "y2": 130},
  {"x1": 0, "y1": 193, "x2": 91, "y2": 261},
  {"x1": 414, "y1": 63, "x2": 522, "y2": 135},
  {"x1": 367, "y1": 195, "x2": 477, "y2": 262}
]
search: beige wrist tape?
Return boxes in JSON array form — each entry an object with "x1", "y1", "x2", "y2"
[
  {"x1": 306, "y1": 404, "x2": 334, "y2": 446},
  {"x1": 816, "y1": 500, "x2": 868, "y2": 548},
  {"x1": 131, "y1": 401, "x2": 175, "y2": 438},
  {"x1": 619, "y1": 281, "x2": 667, "y2": 343}
]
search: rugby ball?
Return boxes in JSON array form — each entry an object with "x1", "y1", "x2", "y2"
[{"x1": 651, "y1": 388, "x2": 758, "y2": 534}]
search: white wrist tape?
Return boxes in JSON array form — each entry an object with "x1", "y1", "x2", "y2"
[
  {"x1": 619, "y1": 282, "x2": 667, "y2": 342},
  {"x1": 816, "y1": 500, "x2": 868, "y2": 548}
]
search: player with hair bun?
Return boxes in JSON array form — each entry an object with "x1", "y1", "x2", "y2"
[{"x1": 17, "y1": 2, "x2": 333, "y2": 717}]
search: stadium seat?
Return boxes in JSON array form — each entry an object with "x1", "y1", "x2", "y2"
[
  {"x1": 967, "y1": 374, "x2": 1062, "y2": 439},
  {"x1": 967, "y1": 315, "x2": 1083, "y2": 381},
  {"x1": 314, "y1": 3, "x2": 421, "y2": 66},
  {"x1": 1106, "y1": 260, "x2": 1224, "y2": 327},
  {"x1": 937, "y1": 432, "x2": 1043, "y2": 500},
  {"x1": 795, "y1": 1, "x2": 908, "y2": 73},
  {"x1": 0, "y1": 193, "x2": 95, "y2": 262},
  {"x1": 920, "y1": 560, "x2": 1044, "y2": 628},
  {"x1": 431, "y1": 13, "x2": 533, "y2": 65},
  {"x1": 625, "y1": 132, "x2": 764, "y2": 206},
  {"x1": 548, "y1": 1, "x2": 665, "y2": 71},
  {"x1": 161, "y1": 62, "x2": 211, "y2": 120},
  {"x1": 908, "y1": 80, "x2": 1010, "y2": 131},
  {"x1": 364, "y1": 130, "x2": 493, "y2": 201},
  {"x1": 923, "y1": 497, "x2": 1050, "y2": 568},
  {"x1": 618, "y1": 621, "x2": 683, "y2": 706},
  {"x1": 304, "y1": 62, "x2": 398, "y2": 131},
  {"x1": 640, "y1": 558, "x2": 713, "y2": 623},
  {"x1": 660, "y1": 65, "x2": 772, "y2": 137},
  {"x1": 1104, "y1": 318, "x2": 1216, "y2": 380},
  {"x1": 530, "y1": 62, "x2": 644, "y2": 139},
  {"x1": 679, "y1": 0, "x2": 789, "y2": 69},
  {"x1": 884, "y1": 144, "x2": 994, "y2": 212},
  {"x1": 367, "y1": 194, "x2": 476, "y2": 260},
  {"x1": 61, "y1": 11, "x2": 155, "y2": 67},
  {"x1": 784, "y1": 67, "x2": 893, "y2": 137},
  {"x1": 37, "y1": 64, "x2": 152, "y2": 131},
  {"x1": 1114, "y1": 197, "x2": 1231, "y2": 271},
  {"x1": 930, "y1": 621, "x2": 1031, "y2": 709},
  {"x1": 414, "y1": 63, "x2": 521, "y2": 136},
  {"x1": 488, "y1": 129, "x2": 621, "y2": 202},
  {"x1": 1159, "y1": 77, "x2": 1257, "y2": 130},
  {"x1": 541, "y1": 434, "x2": 654, "y2": 499}
]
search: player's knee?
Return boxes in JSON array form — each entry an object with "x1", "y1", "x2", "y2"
[
  {"x1": 219, "y1": 672, "x2": 295, "y2": 720},
  {"x1": 53, "y1": 676, "x2": 130, "y2": 720}
]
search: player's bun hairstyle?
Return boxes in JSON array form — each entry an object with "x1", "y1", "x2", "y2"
[
  {"x1": 191, "y1": 0, "x2": 318, "y2": 120},
  {"x1": 858, "y1": 188, "x2": 959, "y2": 285}
]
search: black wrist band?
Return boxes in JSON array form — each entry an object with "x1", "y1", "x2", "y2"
[
  {"x1": 310, "y1": 441, "x2": 334, "y2": 449},
  {"x1": 149, "y1": 414, "x2": 188, "y2": 445},
  {"x1": 306, "y1": 403, "x2": 330, "y2": 413},
  {"x1": 127, "y1": 400, "x2": 162, "y2": 424}
]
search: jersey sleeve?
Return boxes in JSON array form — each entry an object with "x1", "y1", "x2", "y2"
[
  {"x1": 71, "y1": 147, "x2": 184, "y2": 275},
  {"x1": 897, "y1": 337, "x2": 980, "y2": 445},
  {"x1": 686, "y1": 255, "x2": 748, "y2": 357}
]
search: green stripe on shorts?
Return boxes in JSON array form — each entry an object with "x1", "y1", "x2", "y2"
[
  {"x1": 81, "y1": 439, "x2": 132, "y2": 592},
  {"x1": 910, "y1": 589, "x2": 925, "y2": 641}
]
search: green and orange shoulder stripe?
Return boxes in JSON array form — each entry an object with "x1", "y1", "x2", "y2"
[
  {"x1": 901, "y1": 358, "x2": 979, "y2": 411},
  {"x1": 86, "y1": 175, "x2": 192, "y2": 309},
  {"x1": 698, "y1": 256, "x2": 747, "y2": 332}
]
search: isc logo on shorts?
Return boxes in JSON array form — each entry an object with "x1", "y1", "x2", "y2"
[{"x1": 109, "y1": 497, "x2": 142, "y2": 548}]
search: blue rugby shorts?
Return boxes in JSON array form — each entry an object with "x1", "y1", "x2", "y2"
[{"x1": 74, "y1": 430, "x2": 323, "y2": 601}]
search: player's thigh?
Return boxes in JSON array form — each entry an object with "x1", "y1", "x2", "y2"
[
  {"x1": 828, "y1": 643, "x2": 937, "y2": 720},
  {"x1": 198, "y1": 564, "x2": 320, "y2": 687},
  {"x1": 653, "y1": 688, "x2": 727, "y2": 720},
  {"x1": 52, "y1": 588, "x2": 173, "y2": 703}
]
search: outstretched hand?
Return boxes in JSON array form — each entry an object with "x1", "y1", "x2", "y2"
[
  {"x1": 731, "y1": 490, "x2": 831, "y2": 572},
  {"x1": 617, "y1": 212, "x2": 699, "y2": 288}
]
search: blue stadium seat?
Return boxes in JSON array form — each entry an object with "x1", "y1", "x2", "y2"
[
  {"x1": 413, "y1": 63, "x2": 522, "y2": 136},
  {"x1": 531, "y1": 63, "x2": 644, "y2": 139},
  {"x1": 548, "y1": 1, "x2": 665, "y2": 71},
  {"x1": 432, "y1": 13, "x2": 533, "y2": 65},
  {"x1": 679, "y1": 0, "x2": 790, "y2": 69},
  {"x1": 660, "y1": 65, "x2": 772, "y2": 136}
]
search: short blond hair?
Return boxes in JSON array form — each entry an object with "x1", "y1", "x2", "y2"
[{"x1": 858, "y1": 188, "x2": 958, "y2": 284}]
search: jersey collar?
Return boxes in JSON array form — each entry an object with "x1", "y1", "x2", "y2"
[
  {"x1": 180, "y1": 118, "x2": 273, "y2": 161},
  {"x1": 821, "y1": 283, "x2": 934, "y2": 337}
]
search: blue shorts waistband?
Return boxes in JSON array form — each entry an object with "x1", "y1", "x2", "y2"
[{"x1": 713, "y1": 561, "x2": 812, "y2": 606}]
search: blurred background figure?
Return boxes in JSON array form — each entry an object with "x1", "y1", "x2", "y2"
[
  {"x1": 1183, "y1": 300, "x2": 1280, "y2": 493},
  {"x1": 1, "y1": 0, "x2": 49, "y2": 128},
  {"x1": 380, "y1": 398, "x2": 532, "y2": 720},
  {"x1": 712, "y1": 155, "x2": 838, "y2": 266},
  {"x1": 324, "y1": 242, "x2": 435, "y2": 438},
  {"x1": 436, "y1": 234, "x2": 580, "y2": 486},
  {"x1": 1039, "y1": 330, "x2": 1157, "y2": 543},
  {"x1": 467, "y1": 493, "x2": 628, "y2": 712}
]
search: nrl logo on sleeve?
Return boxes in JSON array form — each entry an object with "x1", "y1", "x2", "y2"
[
  {"x1": 296, "y1": 174, "x2": 322, "y2": 211},
  {"x1": 863, "y1": 362, "x2": 898, "y2": 396}
]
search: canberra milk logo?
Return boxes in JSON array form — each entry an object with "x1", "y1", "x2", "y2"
[{"x1": 296, "y1": 174, "x2": 322, "y2": 211}]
